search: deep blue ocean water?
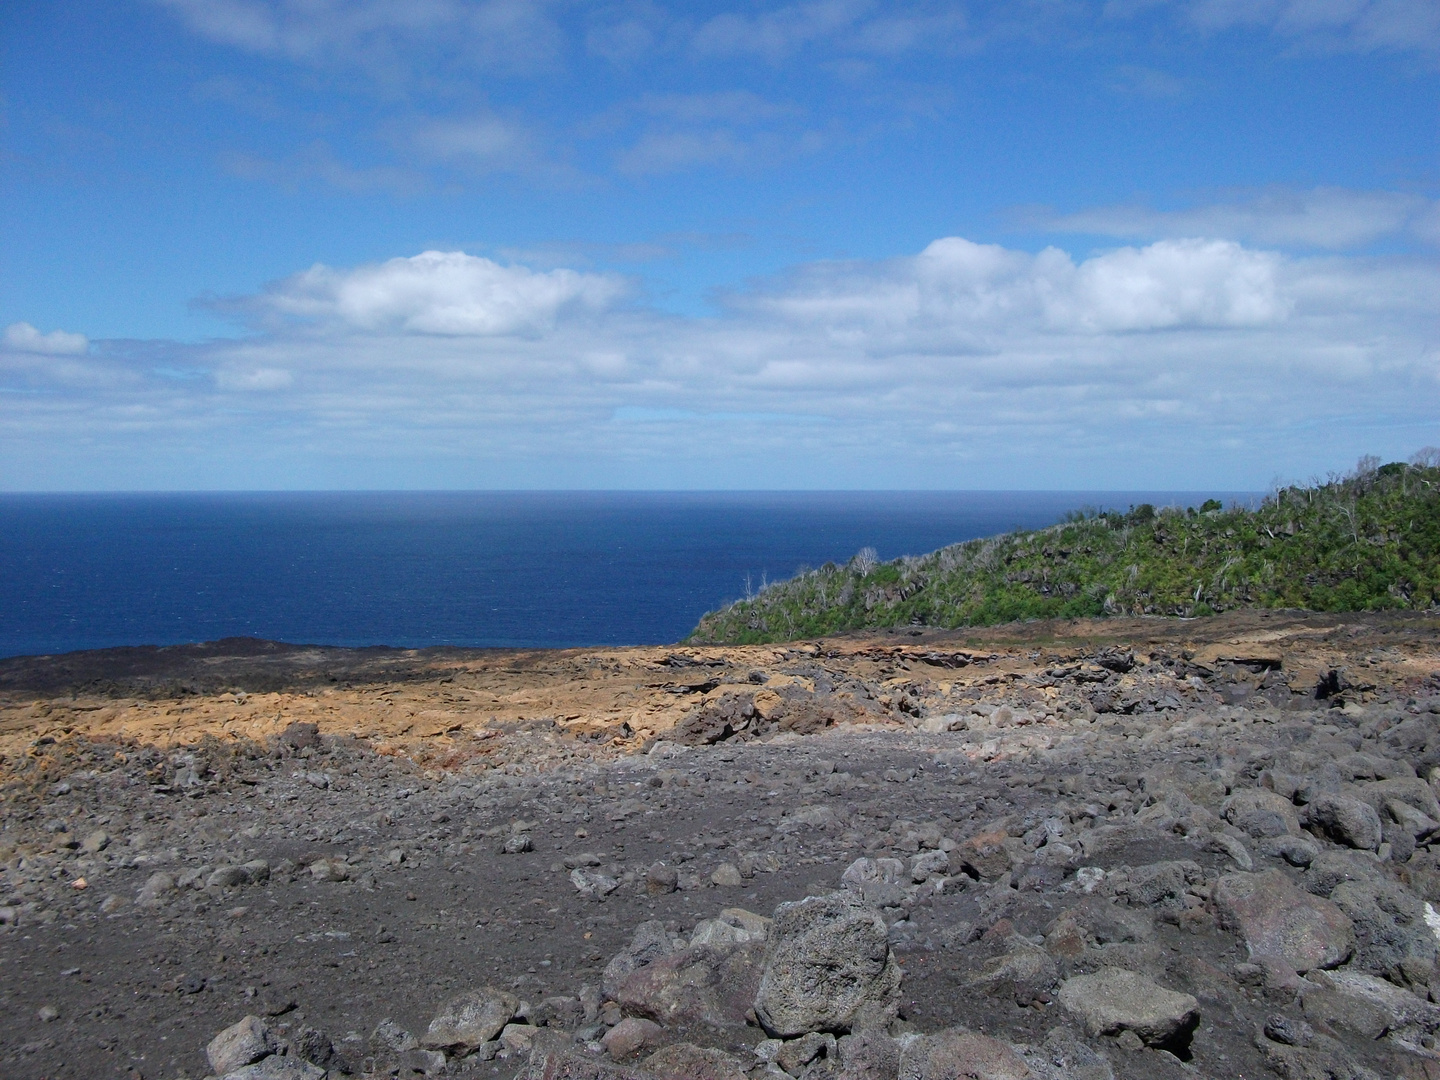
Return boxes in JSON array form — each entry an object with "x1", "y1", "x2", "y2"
[{"x1": 0, "y1": 491, "x2": 1257, "y2": 659}]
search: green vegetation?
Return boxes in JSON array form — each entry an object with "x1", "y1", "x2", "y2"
[{"x1": 688, "y1": 453, "x2": 1440, "y2": 645}]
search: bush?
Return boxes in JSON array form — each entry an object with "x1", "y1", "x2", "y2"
[{"x1": 687, "y1": 457, "x2": 1440, "y2": 644}]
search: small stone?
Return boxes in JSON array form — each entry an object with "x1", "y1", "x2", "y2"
[
  {"x1": 80, "y1": 830, "x2": 110, "y2": 854},
  {"x1": 394, "y1": 1049, "x2": 447, "y2": 1076},
  {"x1": 37, "y1": 1005, "x2": 58, "y2": 1023},
  {"x1": 601, "y1": 1016, "x2": 662, "y2": 1058},
  {"x1": 1263, "y1": 1014, "x2": 1313, "y2": 1047},
  {"x1": 954, "y1": 828, "x2": 1014, "y2": 881},
  {"x1": 309, "y1": 858, "x2": 349, "y2": 883},
  {"x1": 711, "y1": 863, "x2": 743, "y2": 887},
  {"x1": 208, "y1": 865, "x2": 250, "y2": 889},
  {"x1": 966, "y1": 935, "x2": 1058, "y2": 1007},
  {"x1": 137, "y1": 871, "x2": 177, "y2": 906},
  {"x1": 287, "y1": 1025, "x2": 338, "y2": 1068},
  {"x1": 775, "y1": 1031, "x2": 836, "y2": 1075},
  {"x1": 498, "y1": 1022, "x2": 538, "y2": 1054},
  {"x1": 502, "y1": 834, "x2": 534, "y2": 854},
  {"x1": 646, "y1": 863, "x2": 679, "y2": 895},
  {"x1": 1221, "y1": 790, "x2": 1300, "y2": 839},
  {"x1": 572, "y1": 867, "x2": 620, "y2": 897},
  {"x1": 208, "y1": 1015, "x2": 278, "y2": 1075},
  {"x1": 371, "y1": 1018, "x2": 418, "y2": 1054}
]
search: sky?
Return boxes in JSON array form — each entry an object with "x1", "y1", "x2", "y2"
[{"x1": 1, "y1": 0, "x2": 1438, "y2": 491}]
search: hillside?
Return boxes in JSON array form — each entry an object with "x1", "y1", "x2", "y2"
[{"x1": 688, "y1": 454, "x2": 1440, "y2": 644}]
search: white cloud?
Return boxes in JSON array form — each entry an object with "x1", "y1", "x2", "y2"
[
  {"x1": 688, "y1": 1, "x2": 970, "y2": 61},
  {"x1": 1182, "y1": 0, "x2": 1440, "y2": 56},
  {"x1": 6, "y1": 237, "x2": 1438, "y2": 488},
  {"x1": 1039, "y1": 188, "x2": 1440, "y2": 250},
  {"x1": 250, "y1": 250, "x2": 628, "y2": 335},
  {"x1": 411, "y1": 115, "x2": 528, "y2": 163},
  {"x1": 214, "y1": 366, "x2": 293, "y2": 391},
  {"x1": 403, "y1": 113, "x2": 573, "y2": 179},
  {"x1": 747, "y1": 237, "x2": 1287, "y2": 333},
  {"x1": 154, "y1": 0, "x2": 564, "y2": 74},
  {"x1": 3, "y1": 322, "x2": 89, "y2": 356},
  {"x1": 692, "y1": 0, "x2": 869, "y2": 60},
  {"x1": 218, "y1": 142, "x2": 425, "y2": 195}
]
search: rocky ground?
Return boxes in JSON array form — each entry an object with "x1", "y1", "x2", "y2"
[{"x1": 1, "y1": 610, "x2": 1440, "y2": 1079}]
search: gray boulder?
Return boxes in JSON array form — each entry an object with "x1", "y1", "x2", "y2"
[
  {"x1": 615, "y1": 940, "x2": 765, "y2": 1029},
  {"x1": 1330, "y1": 877, "x2": 1437, "y2": 983},
  {"x1": 1214, "y1": 870, "x2": 1354, "y2": 972},
  {"x1": 1307, "y1": 794, "x2": 1383, "y2": 851},
  {"x1": 965, "y1": 935, "x2": 1057, "y2": 1007},
  {"x1": 221, "y1": 1059, "x2": 325, "y2": 1080},
  {"x1": 208, "y1": 1015, "x2": 278, "y2": 1075},
  {"x1": 753, "y1": 892, "x2": 902, "y2": 1037},
  {"x1": 421, "y1": 986, "x2": 518, "y2": 1051},
  {"x1": 1301, "y1": 970, "x2": 1440, "y2": 1042},
  {"x1": 1122, "y1": 860, "x2": 1204, "y2": 910},
  {"x1": 1222, "y1": 789, "x2": 1300, "y2": 838},
  {"x1": 897, "y1": 1028, "x2": 1034, "y2": 1080},
  {"x1": 603, "y1": 920, "x2": 685, "y2": 999},
  {"x1": 1305, "y1": 850, "x2": 1384, "y2": 897},
  {"x1": 836, "y1": 1030, "x2": 903, "y2": 1080},
  {"x1": 1057, "y1": 968, "x2": 1199, "y2": 1049},
  {"x1": 643, "y1": 1042, "x2": 749, "y2": 1080}
]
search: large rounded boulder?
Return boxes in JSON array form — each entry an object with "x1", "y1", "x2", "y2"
[{"x1": 753, "y1": 892, "x2": 902, "y2": 1037}]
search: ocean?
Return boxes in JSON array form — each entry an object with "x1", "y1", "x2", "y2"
[{"x1": 0, "y1": 491, "x2": 1256, "y2": 659}]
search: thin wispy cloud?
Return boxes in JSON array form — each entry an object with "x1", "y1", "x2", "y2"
[
  {"x1": 1184, "y1": 0, "x2": 1440, "y2": 58},
  {"x1": 153, "y1": 0, "x2": 565, "y2": 77},
  {"x1": 1031, "y1": 188, "x2": 1440, "y2": 251}
]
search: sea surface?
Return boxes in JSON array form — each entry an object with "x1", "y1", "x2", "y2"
[{"x1": 0, "y1": 491, "x2": 1257, "y2": 659}]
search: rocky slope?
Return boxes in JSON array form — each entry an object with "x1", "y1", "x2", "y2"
[{"x1": 0, "y1": 610, "x2": 1438, "y2": 1079}]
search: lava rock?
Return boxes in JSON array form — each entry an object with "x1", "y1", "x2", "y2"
[{"x1": 753, "y1": 892, "x2": 902, "y2": 1037}]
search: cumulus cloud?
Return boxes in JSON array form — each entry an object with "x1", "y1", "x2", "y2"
[
  {"x1": 3, "y1": 322, "x2": 89, "y2": 356},
  {"x1": 247, "y1": 250, "x2": 628, "y2": 335},
  {"x1": 747, "y1": 237, "x2": 1287, "y2": 333},
  {"x1": 1037, "y1": 188, "x2": 1440, "y2": 250}
]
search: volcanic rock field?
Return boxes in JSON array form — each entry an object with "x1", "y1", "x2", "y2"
[{"x1": 2, "y1": 610, "x2": 1440, "y2": 1080}]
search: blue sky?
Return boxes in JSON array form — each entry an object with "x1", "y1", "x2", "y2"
[{"x1": 2, "y1": 0, "x2": 1438, "y2": 490}]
